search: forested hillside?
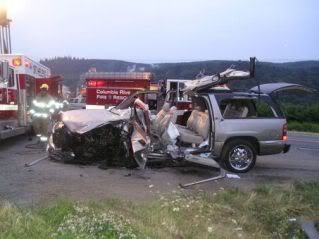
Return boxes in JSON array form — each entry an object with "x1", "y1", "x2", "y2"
[{"x1": 41, "y1": 57, "x2": 319, "y2": 102}]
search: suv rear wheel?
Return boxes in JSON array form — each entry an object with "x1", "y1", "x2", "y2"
[{"x1": 221, "y1": 139, "x2": 256, "y2": 173}]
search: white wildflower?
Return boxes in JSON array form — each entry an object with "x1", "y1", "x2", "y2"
[
  {"x1": 231, "y1": 219, "x2": 238, "y2": 225},
  {"x1": 172, "y1": 207, "x2": 180, "y2": 212}
]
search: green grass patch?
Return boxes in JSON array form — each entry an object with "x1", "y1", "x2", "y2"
[
  {"x1": 1, "y1": 182, "x2": 318, "y2": 238},
  {"x1": 288, "y1": 121, "x2": 319, "y2": 133}
]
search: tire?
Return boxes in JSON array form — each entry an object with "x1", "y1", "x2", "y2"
[{"x1": 221, "y1": 139, "x2": 257, "y2": 173}]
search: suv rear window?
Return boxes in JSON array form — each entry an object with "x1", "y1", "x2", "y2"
[{"x1": 218, "y1": 97, "x2": 279, "y2": 119}]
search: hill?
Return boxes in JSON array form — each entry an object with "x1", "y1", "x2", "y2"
[{"x1": 40, "y1": 57, "x2": 319, "y2": 102}]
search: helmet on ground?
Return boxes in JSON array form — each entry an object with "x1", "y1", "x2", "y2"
[{"x1": 40, "y1": 84, "x2": 49, "y2": 90}]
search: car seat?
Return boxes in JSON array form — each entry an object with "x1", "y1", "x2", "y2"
[
  {"x1": 176, "y1": 109, "x2": 210, "y2": 145},
  {"x1": 223, "y1": 104, "x2": 249, "y2": 118}
]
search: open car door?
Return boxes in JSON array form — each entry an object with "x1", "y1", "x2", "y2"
[
  {"x1": 130, "y1": 98, "x2": 151, "y2": 169},
  {"x1": 250, "y1": 83, "x2": 315, "y2": 95},
  {"x1": 182, "y1": 57, "x2": 256, "y2": 94}
]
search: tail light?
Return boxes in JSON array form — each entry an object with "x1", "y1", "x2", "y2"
[{"x1": 282, "y1": 123, "x2": 288, "y2": 141}]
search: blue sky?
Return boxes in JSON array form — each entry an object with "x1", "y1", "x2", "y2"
[{"x1": 6, "y1": 0, "x2": 319, "y2": 62}]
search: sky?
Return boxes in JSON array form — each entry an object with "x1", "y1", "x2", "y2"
[{"x1": 5, "y1": 0, "x2": 319, "y2": 63}]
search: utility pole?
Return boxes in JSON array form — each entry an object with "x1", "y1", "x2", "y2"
[{"x1": 0, "y1": 0, "x2": 11, "y2": 54}]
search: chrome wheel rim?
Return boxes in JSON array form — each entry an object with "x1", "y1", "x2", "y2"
[{"x1": 229, "y1": 145, "x2": 253, "y2": 171}]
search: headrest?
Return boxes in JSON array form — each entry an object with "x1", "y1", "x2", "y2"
[
  {"x1": 169, "y1": 106, "x2": 177, "y2": 112},
  {"x1": 162, "y1": 102, "x2": 170, "y2": 112},
  {"x1": 194, "y1": 106, "x2": 202, "y2": 111}
]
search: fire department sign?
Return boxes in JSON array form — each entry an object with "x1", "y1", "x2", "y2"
[{"x1": 87, "y1": 88, "x2": 133, "y2": 106}]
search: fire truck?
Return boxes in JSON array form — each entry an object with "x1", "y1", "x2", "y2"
[
  {"x1": 165, "y1": 79, "x2": 192, "y2": 124},
  {"x1": 0, "y1": 54, "x2": 62, "y2": 140},
  {"x1": 83, "y1": 72, "x2": 153, "y2": 109},
  {"x1": 0, "y1": 5, "x2": 63, "y2": 139},
  {"x1": 166, "y1": 79, "x2": 191, "y2": 107}
]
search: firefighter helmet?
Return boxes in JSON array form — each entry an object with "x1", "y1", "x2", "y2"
[{"x1": 40, "y1": 84, "x2": 49, "y2": 90}]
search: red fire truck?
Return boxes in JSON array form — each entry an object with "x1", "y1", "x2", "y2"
[
  {"x1": 166, "y1": 79, "x2": 192, "y2": 108},
  {"x1": 0, "y1": 54, "x2": 62, "y2": 140},
  {"x1": 84, "y1": 72, "x2": 153, "y2": 109}
]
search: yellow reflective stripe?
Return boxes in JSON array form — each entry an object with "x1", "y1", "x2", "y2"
[
  {"x1": 33, "y1": 100, "x2": 57, "y2": 108},
  {"x1": 47, "y1": 100, "x2": 56, "y2": 107},
  {"x1": 33, "y1": 113, "x2": 49, "y2": 118},
  {"x1": 33, "y1": 100, "x2": 46, "y2": 108},
  {"x1": 54, "y1": 102, "x2": 63, "y2": 109}
]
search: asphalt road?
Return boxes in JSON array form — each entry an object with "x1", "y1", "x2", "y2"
[
  {"x1": 0, "y1": 132, "x2": 318, "y2": 206},
  {"x1": 256, "y1": 132, "x2": 319, "y2": 172},
  {"x1": 233, "y1": 132, "x2": 319, "y2": 187}
]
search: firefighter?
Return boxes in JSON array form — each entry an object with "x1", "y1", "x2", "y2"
[{"x1": 29, "y1": 84, "x2": 57, "y2": 142}]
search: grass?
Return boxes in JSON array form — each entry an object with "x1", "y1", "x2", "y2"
[
  {"x1": 288, "y1": 121, "x2": 319, "y2": 133},
  {"x1": 0, "y1": 182, "x2": 318, "y2": 238}
]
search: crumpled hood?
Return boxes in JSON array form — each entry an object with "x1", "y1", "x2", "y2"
[{"x1": 61, "y1": 108, "x2": 131, "y2": 134}]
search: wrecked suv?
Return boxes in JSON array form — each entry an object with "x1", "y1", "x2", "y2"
[{"x1": 48, "y1": 59, "x2": 312, "y2": 173}]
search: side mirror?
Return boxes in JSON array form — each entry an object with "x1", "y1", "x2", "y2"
[{"x1": 0, "y1": 61, "x2": 9, "y2": 82}]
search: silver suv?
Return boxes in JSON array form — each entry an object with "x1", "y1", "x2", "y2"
[
  {"x1": 48, "y1": 60, "x2": 312, "y2": 174},
  {"x1": 175, "y1": 83, "x2": 297, "y2": 173}
]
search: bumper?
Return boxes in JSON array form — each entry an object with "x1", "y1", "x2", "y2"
[
  {"x1": 0, "y1": 126, "x2": 28, "y2": 140},
  {"x1": 283, "y1": 144, "x2": 291, "y2": 153},
  {"x1": 259, "y1": 140, "x2": 290, "y2": 155}
]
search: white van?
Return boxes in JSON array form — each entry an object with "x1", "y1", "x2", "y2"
[{"x1": 68, "y1": 97, "x2": 86, "y2": 110}]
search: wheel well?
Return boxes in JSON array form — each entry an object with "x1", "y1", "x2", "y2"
[{"x1": 223, "y1": 136, "x2": 260, "y2": 154}]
